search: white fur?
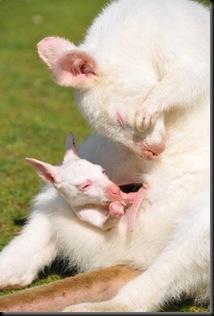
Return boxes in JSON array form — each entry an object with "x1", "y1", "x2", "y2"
[
  {"x1": 25, "y1": 133, "x2": 128, "y2": 231},
  {"x1": 0, "y1": 0, "x2": 210, "y2": 312}
]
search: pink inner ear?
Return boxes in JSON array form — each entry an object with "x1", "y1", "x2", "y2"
[
  {"x1": 53, "y1": 50, "x2": 97, "y2": 86},
  {"x1": 25, "y1": 158, "x2": 59, "y2": 185},
  {"x1": 41, "y1": 171, "x2": 55, "y2": 184},
  {"x1": 35, "y1": 164, "x2": 57, "y2": 184}
]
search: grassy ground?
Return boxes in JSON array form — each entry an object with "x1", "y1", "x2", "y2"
[{"x1": 0, "y1": 0, "x2": 210, "y2": 312}]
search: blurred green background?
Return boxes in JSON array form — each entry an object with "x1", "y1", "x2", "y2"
[
  {"x1": 0, "y1": 0, "x2": 210, "y2": 312},
  {"x1": 0, "y1": 0, "x2": 108, "y2": 244}
]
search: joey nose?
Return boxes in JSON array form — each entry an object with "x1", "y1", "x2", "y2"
[{"x1": 108, "y1": 183, "x2": 121, "y2": 199}]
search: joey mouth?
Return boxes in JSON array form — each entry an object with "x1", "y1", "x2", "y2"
[{"x1": 105, "y1": 183, "x2": 143, "y2": 204}]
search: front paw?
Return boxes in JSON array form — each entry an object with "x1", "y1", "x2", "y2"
[
  {"x1": 62, "y1": 301, "x2": 131, "y2": 312},
  {"x1": 135, "y1": 107, "x2": 158, "y2": 132},
  {"x1": 0, "y1": 257, "x2": 34, "y2": 290},
  {"x1": 109, "y1": 201, "x2": 125, "y2": 217}
]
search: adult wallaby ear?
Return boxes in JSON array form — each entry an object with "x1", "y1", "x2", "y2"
[
  {"x1": 37, "y1": 36, "x2": 98, "y2": 88},
  {"x1": 25, "y1": 158, "x2": 60, "y2": 186},
  {"x1": 63, "y1": 132, "x2": 80, "y2": 163},
  {"x1": 37, "y1": 36, "x2": 76, "y2": 68},
  {"x1": 52, "y1": 50, "x2": 98, "y2": 88}
]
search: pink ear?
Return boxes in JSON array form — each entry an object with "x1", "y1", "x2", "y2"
[
  {"x1": 37, "y1": 36, "x2": 76, "y2": 68},
  {"x1": 25, "y1": 158, "x2": 60, "y2": 186},
  {"x1": 63, "y1": 132, "x2": 80, "y2": 163},
  {"x1": 52, "y1": 50, "x2": 98, "y2": 88}
]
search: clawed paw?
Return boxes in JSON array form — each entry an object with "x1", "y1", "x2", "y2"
[
  {"x1": 0, "y1": 274, "x2": 33, "y2": 290},
  {"x1": 0, "y1": 259, "x2": 34, "y2": 290},
  {"x1": 135, "y1": 108, "x2": 158, "y2": 132},
  {"x1": 109, "y1": 201, "x2": 125, "y2": 217}
]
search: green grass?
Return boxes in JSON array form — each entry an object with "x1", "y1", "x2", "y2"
[{"x1": 0, "y1": 0, "x2": 210, "y2": 312}]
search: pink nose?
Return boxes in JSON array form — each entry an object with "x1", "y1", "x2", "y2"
[{"x1": 107, "y1": 183, "x2": 121, "y2": 199}]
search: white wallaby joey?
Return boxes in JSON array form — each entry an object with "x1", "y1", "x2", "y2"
[{"x1": 26, "y1": 133, "x2": 137, "y2": 231}]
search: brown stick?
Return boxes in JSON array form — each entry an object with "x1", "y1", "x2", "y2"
[{"x1": 0, "y1": 265, "x2": 139, "y2": 312}]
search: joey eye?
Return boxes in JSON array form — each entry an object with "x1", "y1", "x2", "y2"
[
  {"x1": 116, "y1": 111, "x2": 126, "y2": 128},
  {"x1": 78, "y1": 181, "x2": 92, "y2": 191},
  {"x1": 102, "y1": 169, "x2": 106, "y2": 174}
]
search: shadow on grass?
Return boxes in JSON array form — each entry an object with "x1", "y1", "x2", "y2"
[{"x1": 38, "y1": 258, "x2": 79, "y2": 280}]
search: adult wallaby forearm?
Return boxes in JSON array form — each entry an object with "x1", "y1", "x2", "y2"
[{"x1": 0, "y1": 265, "x2": 139, "y2": 312}]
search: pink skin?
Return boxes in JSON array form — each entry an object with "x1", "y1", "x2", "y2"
[
  {"x1": 115, "y1": 110, "x2": 165, "y2": 160},
  {"x1": 107, "y1": 184, "x2": 129, "y2": 218},
  {"x1": 109, "y1": 201, "x2": 125, "y2": 217},
  {"x1": 106, "y1": 183, "x2": 121, "y2": 200},
  {"x1": 128, "y1": 186, "x2": 147, "y2": 232},
  {"x1": 52, "y1": 51, "x2": 98, "y2": 88},
  {"x1": 138, "y1": 135, "x2": 166, "y2": 160},
  {"x1": 109, "y1": 186, "x2": 148, "y2": 232},
  {"x1": 102, "y1": 115, "x2": 148, "y2": 225}
]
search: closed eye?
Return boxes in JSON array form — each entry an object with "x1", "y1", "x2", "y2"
[
  {"x1": 116, "y1": 111, "x2": 125, "y2": 128},
  {"x1": 78, "y1": 181, "x2": 92, "y2": 191}
]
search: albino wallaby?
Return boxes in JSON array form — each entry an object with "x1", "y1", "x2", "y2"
[
  {"x1": 0, "y1": 0, "x2": 210, "y2": 312},
  {"x1": 0, "y1": 132, "x2": 145, "y2": 296},
  {"x1": 25, "y1": 132, "x2": 139, "y2": 231}
]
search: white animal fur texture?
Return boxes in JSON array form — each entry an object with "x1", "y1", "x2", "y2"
[{"x1": 25, "y1": 132, "x2": 133, "y2": 231}]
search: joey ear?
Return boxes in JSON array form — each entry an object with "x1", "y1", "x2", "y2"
[
  {"x1": 25, "y1": 158, "x2": 60, "y2": 186},
  {"x1": 52, "y1": 50, "x2": 98, "y2": 88},
  {"x1": 63, "y1": 132, "x2": 80, "y2": 163},
  {"x1": 37, "y1": 36, "x2": 76, "y2": 68}
]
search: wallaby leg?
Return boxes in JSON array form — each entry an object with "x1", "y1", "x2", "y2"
[{"x1": 0, "y1": 264, "x2": 139, "y2": 312}]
